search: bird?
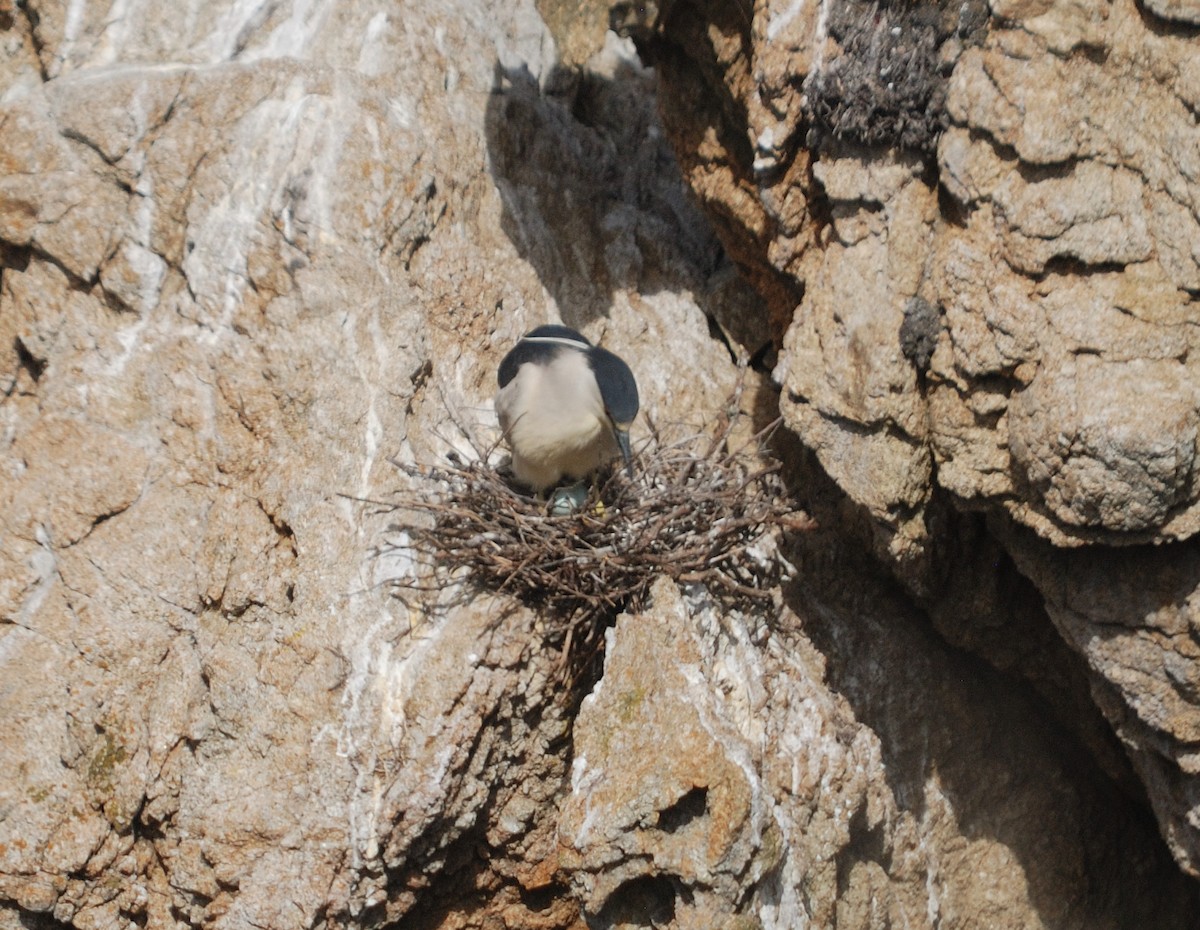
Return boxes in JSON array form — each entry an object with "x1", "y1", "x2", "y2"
[{"x1": 495, "y1": 324, "x2": 639, "y2": 495}]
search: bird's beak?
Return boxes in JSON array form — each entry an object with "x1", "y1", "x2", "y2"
[{"x1": 615, "y1": 426, "x2": 633, "y2": 478}]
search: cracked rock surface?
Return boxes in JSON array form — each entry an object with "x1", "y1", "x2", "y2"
[
  {"x1": 2, "y1": 0, "x2": 1200, "y2": 927},
  {"x1": 0, "y1": 0, "x2": 751, "y2": 925},
  {"x1": 639, "y1": 0, "x2": 1200, "y2": 888},
  {"x1": 559, "y1": 575, "x2": 1194, "y2": 929}
]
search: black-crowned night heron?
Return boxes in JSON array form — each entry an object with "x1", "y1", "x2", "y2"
[{"x1": 496, "y1": 324, "x2": 639, "y2": 495}]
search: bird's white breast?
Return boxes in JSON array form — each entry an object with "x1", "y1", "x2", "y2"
[{"x1": 496, "y1": 350, "x2": 619, "y2": 489}]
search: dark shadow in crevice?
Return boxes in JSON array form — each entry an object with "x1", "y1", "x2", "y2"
[
  {"x1": 1132, "y1": 0, "x2": 1200, "y2": 40},
  {"x1": 774, "y1": 438, "x2": 1200, "y2": 926},
  {"x1": 656, "y1": 785, "x2": 708, "y2": 834},
  {"x1": 594, "y1": 874, "x2": 677, "y2": 929},
  {"x1": 13, "y1": 336, "x2": 46, "y2": 383},
  {"x1": 647, "y1": 0, "x2": 807, "y2": 341},
  {"x1": 18, "y1": 913, "x2": 74, "y2": 929}
]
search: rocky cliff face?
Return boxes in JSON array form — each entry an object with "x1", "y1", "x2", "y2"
[
  {"x1": 637, "y1": 0, "x2": 1200, "y2": 893},
  {"x1": 1, "y1": 0, "x2": 1198, "y2": 928}
]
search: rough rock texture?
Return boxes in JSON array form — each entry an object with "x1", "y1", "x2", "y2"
[
  {"x1": 0, "y1": 0, "x2": 748, "y2": 925},
  {"x1": 639, "y1": 0, "x2": 1200, "y2": 888},
  {"x1": 560, "y1": 575, "x2": 1195, "y2": 929},
  {"x1": 2, "y1": 0, "x2": 1199, "y2": 927}
]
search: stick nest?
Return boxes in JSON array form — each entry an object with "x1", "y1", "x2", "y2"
[{"x1": 368, "y1": 413, "x2": 813, "y2": 669}]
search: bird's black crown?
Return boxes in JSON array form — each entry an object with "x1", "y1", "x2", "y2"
[{"x1": 497, "y1": 325, "x2": 594, "y2": 388}]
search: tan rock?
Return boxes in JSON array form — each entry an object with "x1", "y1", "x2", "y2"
[
  {"x1": 4, "y1": 0, "x2": 1200, "y2": 924},
  {"x1": 642, "y1": 0, "x2": 1200, "y2": 888},
  {"x1": 561, "y1": 571, "x2": 1198, "y2": 926},
  {"x1": 1009, "y1": 353, "x2": 1198, "y2": 534}
]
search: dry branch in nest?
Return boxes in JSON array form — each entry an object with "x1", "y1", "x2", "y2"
[{"x1": 364, "y1": 409, "x2": 814, "y2": 674}]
